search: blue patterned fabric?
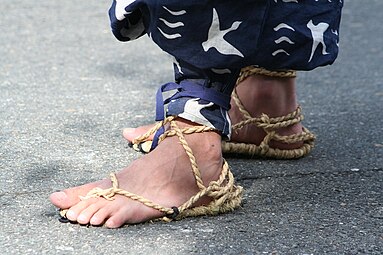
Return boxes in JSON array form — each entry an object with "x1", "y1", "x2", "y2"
[{"x1": 109, "y1": 0, "x2": 343, "y2": 142}]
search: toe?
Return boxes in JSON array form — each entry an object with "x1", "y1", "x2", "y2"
[
  {"x1": 65, "y1": 198, "x2": 99, "y2": 222},
  {"x1": 49, "y1": 181, "x2": 104, "y2": 209},
  {"x1": 123, "y1": 128, "x2": 136, "y2": 142},
  {"x1": 93, "y1": 200, "x2": 136, "y2": 228},
  {"x1": 104, "y1": 214, "x2": 126, "y2": 229},
  {"x1": 77, "y1": 202, "x2": 104, "y2": 225},
  {"x1": 49, "y1": 191, "x2": 70, "y2": 208},
  {"x1": 123, "y1": 124, "x2": 155, "y2": 142},
  {"x1": 90, "y1": 207, "x2": 110, "y2": 226}
]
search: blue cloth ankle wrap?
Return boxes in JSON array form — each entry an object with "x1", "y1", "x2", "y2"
[{"x1": 151, "y1": 79, "x2": 231, "y2": 150}]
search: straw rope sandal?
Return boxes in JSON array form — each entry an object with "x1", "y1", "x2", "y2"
[
  {"x1": 59, "y1": 116, "x2": 243, "y2": 224},
  {"x1": 221, "y1": 66, "x2": 316, "y2": 159}
]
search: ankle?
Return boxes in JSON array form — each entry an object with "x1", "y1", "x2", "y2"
[
  {"x1": 175, "y1": 118, "x2": 222, "y2": 159},
  {"x1": 235, "y1": 75, "x2": 298, "y2": 117},
  {"x1": 173, "y1": 118, "x2": 223, "y2": 170}
]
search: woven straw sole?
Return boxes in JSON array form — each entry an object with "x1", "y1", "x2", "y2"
[{"x1": 222, "y1": 126, "x2": 315, "y2": 159}]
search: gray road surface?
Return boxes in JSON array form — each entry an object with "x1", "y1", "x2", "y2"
[{"x1": 1, "y1": 0, "x2": 382, "y2": 254}]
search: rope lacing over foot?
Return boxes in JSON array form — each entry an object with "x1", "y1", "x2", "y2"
[
  {"x1": 222, "y1": 66, "x2": 316, "y2": 159},
  {"x1": 67, "y1": 117, "x2": 243, "y2": 223}
]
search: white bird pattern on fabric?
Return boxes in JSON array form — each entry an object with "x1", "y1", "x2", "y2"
[
  {"x1": 202, "y1": 8, "x2": 244, "y2": 57},
  {"x1": 272, "y1": 49, "x2": 290, "y2": 56},
  {"x1": 274, "y1": 23, "x2": 295, "y2": 32},
  {"x1": 307, "y1": 20, "x2": 330, "y2": 62},
  {"x1": 157, "y1": 6, "x2": 186, "y2": 39},
  {"x1": 173, "y1": 58, "x2": 184, "y2": 74},
  {"x1": 162, "y1": 6, "x2": 186, "y2": 16},
  {"x1": 275, "y1": 36, "x2": 295, "y2": 45},
  {"x1": 272, "y1": 23, "x2": 296, "y2": 56},
  {"x1": 179, "y1": 98, "x2": 215, "y2": 128},
  {"x1": 115, "y1": 0, "x2": 135, "y2": 20}
]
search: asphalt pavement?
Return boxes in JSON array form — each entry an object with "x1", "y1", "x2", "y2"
[{"x1": 1, "y1": 0, "x2": 382, "y2": 254}]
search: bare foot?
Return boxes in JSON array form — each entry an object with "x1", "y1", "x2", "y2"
[
  {"x1": 123, "y1": 75, "x2": 304, "y2": 150},
  {"x1": 50, "y1": 119, "x2": 223, "y2": 228}
]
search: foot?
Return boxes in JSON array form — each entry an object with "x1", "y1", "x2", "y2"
[
  {"x1": 123, "y1": 75, "x2": 303, "y2": 150},
  {"x1": 50, "y1": 119, "x2": 223, "y2": 228},
  {"x1": 228, "y1": 74, "x2": 304, "y2": 150}
]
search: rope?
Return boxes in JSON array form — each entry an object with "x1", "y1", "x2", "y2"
[
  {"x1": 236, "y1": 66, "x2": 297, "y2": 84},
  {"x1": 222, "y1": 85, "x2": 316, "y2": 159},
  {"x1": 79, "y1": 117, "x2": 243, "y2": 222}
]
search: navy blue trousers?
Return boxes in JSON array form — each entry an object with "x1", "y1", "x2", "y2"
[{"x1": 109, "y1": 0, "x2": 343, "y2": 140}]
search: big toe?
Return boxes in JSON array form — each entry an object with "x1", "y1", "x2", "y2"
[
  {"x1": 123, "y1": 125, "x2": 154, "y2": 143},
  {"x1": 49, "y1": 181, "x2": 102, "y2": 209},
  {"x1": 123, "y1": 128, "x2": 138, "y2": 142},
  {"x1": 49, "y1": 191, "x2": 72, "y2": 209}
]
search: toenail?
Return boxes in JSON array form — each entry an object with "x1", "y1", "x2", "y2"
[
  {"x1": 90, "y1": 216, "x2": 101, "y2": 226},
  {"x1": 123, "y1": 128, "x2": 135, "y2": 134},
  {"x1": 66, "y1": 210, "x2": 76, "y2": 220},
  {"x1": 77, "y1": 214, "x2": 88, "y2": 223},
  {"x1": 50, "y1": 191, "x2": 68, "y2": 203}
]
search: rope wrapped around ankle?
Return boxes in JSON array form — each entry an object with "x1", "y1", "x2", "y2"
[
  {"x1": 222, "y1": 66, "x2": 316, "y2": 159},
  {"x1": 237, "y1": 66, "x2": 297, "y2": 84},
  {"x1": 80, "y1": 116, "x2": 243, "y2": 222}
]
